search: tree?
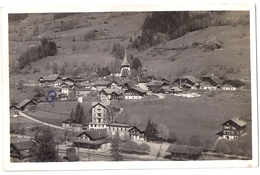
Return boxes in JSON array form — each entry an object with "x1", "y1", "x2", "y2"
[
  {"x1": 215, "y1": 139, "x2": 232, "y2": 154},
  {"x1": 157, "y1": 123, "x2": 169, "y2": 141},
  {"x1": 145, "y1": 119, "x2": 158, "y2": 142},
  {"x1": 30, "y1": 127, "x2": 59, "y2": 162},
  {"x1": 70, "y1": 109, "x2": 74, "y2": 123},
  {"x1": 189, "y1": 135, "x2": 204, "y2": 147},
  {"x1": 52, "y1": 62, "x2": 58, "y2": 74},
  {"x1": 110, "y1": 132, "x2": 122, "y2": 161},
  {"x1": 120, "y1": 141, "x2": 139, "y2": 154},
  {"x1": 138, "y1": 143, "x2": 150, "y2": 153},
  {"x1": 167, "y1": 131, "x2": 178, "y2": 143}
]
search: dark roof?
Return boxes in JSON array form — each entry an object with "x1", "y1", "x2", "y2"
[
  {"x1": 11, "y1": 141, "x2": 32, "y2": 151},
  {"x1": 210, "y1": 77, "x2": 223, "y2": 84},
  {"x1": 222, "y1": 117, "x2": 247, "y2": 127},
  {"x1": 17, "y1": 99, "x2": 37, "y2": 109},
  {"x1": 166, "y1": 144, "x2": 204, "y2": 155},
  {"x1": 101, "y1": 88, "x2": 122, "y2": 95},
  {"x1": 39, "y1": 74, "x2": 59, "y2": 81},
  {"x1": 224, "y1": 79, "x2": 245, "y2": 87},
  {"x1": 94, "y1": 80, "x2": 110, "y2": 86},
  {"x1": 147, "y1": 81, "x2": 163, "y2": 87},
  {"x1": 77, "y1": 130, "x2": 108, "y2": 140},
  {"x1": 129, "y1": 126, "x2": 146, "y2": 133},
  {"x1": 182, "y1": 75, "x2": 199, "y2": 84},
  {"x1": 106, "y1": 123, "x2": 131, "y2": 127},
  {"x1": 91, "y1": 101, "x2": 111, "y2": 109}
]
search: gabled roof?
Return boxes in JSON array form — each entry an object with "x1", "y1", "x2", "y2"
[
  {"x1": 61, "y1": 81, "x2": 74, "y2": 87},
  {"x1": 182, "y1": 75, "x2": 199, "y2": 84},
  {"x1": 91, "y1": 101, "x2": 111, "y2": 109},
  {"x1": 131, "y1": 87, "x2": 147, "y2": 93},
  {"x1": 166, "y1": 144, "x2": 204, "y2": 155},
  {"x1": 39, "y1": 74, "x2": 59, "y2": 81},
  {"x1": 101, "y1": 88, "x2": 122, "y2": 95},
  {"x1": 94, "y1": 80, "x2": 110, "y2": 86},
  {"x1": 224, "y1": 79, "x2": 245, "y2": 87},
  {"x1": 17, "y1": 99, "x2": 37, "y2": 109},
  {"x1": 129, "y1": 125, "x2": 146, "y2": 133},
  {"x1": 77, "y1": 130, "x2": 108, "y2": 140},
  {"x1": 147, "y1": 81, "x2": 164, "y2": 87},
  {"x1": 222, "y1": 117, "x2": 247, "y2": 127},
  {"x1": 11, "y1": 141, "x2": 32, "y2": 151}
]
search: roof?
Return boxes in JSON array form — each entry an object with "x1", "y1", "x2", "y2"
[
  {"x1": 61, "y1": 81, "x2": 74, "y2": 86},
  {"x1": 129, "y1": 125, "x2": 146, "y2": 133},
  {"x1": 166, "y1": 144, "x2": 204, "y2": 155},
  {"x1": 106, "y1": 123, "x2": 131, "y2": 127},
  {"x1": 131, "y1": 87, "x2": 147, "y2": 93},
  {"x1": 39, "y1": 74, "x2": 59, "y2": 81},
  {"x1": 171, "y1": 86, "x2": 183, "y2": 92},
  {"x1": 210, "y1": 77, "x2": 223, "y2": 84},
  {"x1": 182, "y1": 75, "x2": 199, "y2": 84},
  {"x1": 91, "y1": 101, "x2": 111, "y2": 108},
  {"x1": 121, "y1": 50, "x2": 130, "y2": 67},
  {"x1": 11, "y1": 141, "x2": 32, "y2": 151},
  {"x1": 94, "y1": 80, "x2": 110, "y2": 86},
  {"x1": 147, "y1": 81, "x2": 163, "y2": 87},
  {"x1": 224, "y1": 79, "x2": 245, "y2": 87},
  {"x1": 222, "y1": 117, "x2": 247, "y2": 127},
  {"x1": 17, "y1": 99, "x2": 37, "y2": 109},
  {"x1": 77, "y1": 130, "x2": 108, "y2": 140},
  {"x1": 101, "y1": 88, "x2": 122, "y2": 95}
]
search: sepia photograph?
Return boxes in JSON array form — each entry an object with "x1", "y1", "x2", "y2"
[{"x1": 1, "y1": 2, "x2": 258, "y2": 171}]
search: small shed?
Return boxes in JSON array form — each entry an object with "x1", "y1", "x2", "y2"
[{"x1": 166, "y1": 144, "x2": 204, "y2": 160}]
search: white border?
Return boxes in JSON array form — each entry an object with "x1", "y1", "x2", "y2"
[{"x1": 1, "y1": 2, "x2": 258, "y2": 172}]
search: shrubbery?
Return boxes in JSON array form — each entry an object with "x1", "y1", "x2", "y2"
[{"x1": 84, "y1": 30, "x2": 97, "y2": 41}]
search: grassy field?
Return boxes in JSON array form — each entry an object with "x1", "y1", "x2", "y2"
[{"x1": 116, "y1": 90, "x2": 251, "y2": 143}]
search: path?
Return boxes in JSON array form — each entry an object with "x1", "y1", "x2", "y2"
[
  {"x1": 112, "y1": 107, "x2": 124, "y2": 122},
  {"x1": 19, "y1": 111, "x2": 77, "y2": 132}
]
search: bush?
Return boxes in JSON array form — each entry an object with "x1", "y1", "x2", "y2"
[
  {"x1": 84, "y1": 30, "x2": 97, "y2": 41},
  {"x1": 138, "y1": 143, "x2": 150, "y2": 153},
  {"x1": 120, "y1": 141, "x2": 139, "y2": 154}
]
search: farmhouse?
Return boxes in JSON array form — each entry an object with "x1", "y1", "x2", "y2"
[
  {"x1": 60, "y1": 81, "x2": 75, "y2": 95},
  {"x1": 109, "y1": 80, "x2": 123, "y2": 90},
  {"x1": 166, "y1": 144, "x2": 204, "y2": 160},
  {"x1": 125, "y1": 87, "x2": 147, "y2": 100},
  {"x1": 120, "y1": 51, "x2": 131, "y2": 78},
  {"x1": 93, "y1": 80, "x2": 110, "y2": 91},
  {"x1": 16, "y1": 99, "x2": 37, "y2": 112},
  {"x1": 223, "y1": 79, "x2": 245, "y2": 90},
  {"x1": 10, "y1": 140, "x2": 32, "y2": 160},
  {"x1": 100, "y1": 88, "x2": 124, "y2": 101},
  {"x1": 74, "y1": 87, "x2": 92, "y2": 97},
  {"x1": 128, "y1": 126, "x2": 146, "y2": 140},
  {"x1": 200, "y1": 73, "x2": 223, "y2": 90},
  {"x1": 106, "y1": 123, "x2": 132, "y2": 138},
  {"x1": 174, "y1": 75, "x2": 199, "y2": 90},
  {"x1": 10, "y1": 105, "x2": 20, "y2": 118},
  {"x1": 146, "y1": 81, "x2": 164, "y2": 92},
  {"x1": 73, "y1": 130, "x2": 109, "y2": 149},
  {"x1": 216, "y1": 117, "x2": 247, "y2": 140},
  {"x1": 170, "y1": 86, "x2": 183, "y2": 94},
  {"x1": 38, "y1": 74, "x2": 61, "y2": 87}
]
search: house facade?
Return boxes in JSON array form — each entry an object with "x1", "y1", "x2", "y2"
[
  {"x1": 106, "y1": 123, "x2": 132, "y2": 138},
  {"x1": 124, "y1": 87, "x2": 147, "y2": 100},
  {"x1": 200, "y1": 74, "x2": 223, "y2": 90},
  {"x1": 216, "y1": 117, "x2": 247, "y2": 140},
  {"x1": 100, "y1": 88, "x2": 124, "y2": 101},
  {"x1": 10, "y1": 105, "x2": 20, "y2": 118},
  {"x1": 128, "y1": 126, "x2": 146, "y2": 140}
]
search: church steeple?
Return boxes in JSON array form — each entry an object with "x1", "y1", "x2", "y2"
[{"x1": 121, "y1": 50, "x2": 130, "y2": 67}]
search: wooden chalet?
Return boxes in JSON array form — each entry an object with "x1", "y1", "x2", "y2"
[
  {"x1": 216, "y1": 117, "x2": 247, "y2": 140},
  {"x1": 200, "y1": 73, "x2": 223, "y2": 90},
  {"x1": 10, "y1": 105, "x2": 20, "y2": 118},
  {"x1": 166, "y1": 144, "x2": 204, "y2": 160},
  {"x1": 223, "y1": 79, "x2": 245, "y2": 90},
  {"x1": 106, "y1": 123, "x2": 132, "y2": 138},
  {"x1": 10, "y1": 140, "x2": 32, "y2": 160},
  {"x1": 100, "y1": 88, "x2": 124, "y2": 101},
  {"x1": 128, "y1": 126, "x2": 146, "y2": 140},
  {"x1": 146, "y1": 81, "x2": 164, "y2": 92},
  {"x1": 93, "y1": 80, "x2": 111, "y2": 91},
  {"x1": 125, "y1": 86, "x2": 147, "y2": 100},
  {"x1": 16, "y1": 99, "x2": 37, "y2": 112},
  {"x1": 73, "y1": 130, "x2": 109, "y2": 149},
  {"x1": 38, "y1": 74, "x2": 61, "y2": 87},
  {"x1": 174, "y1": 75, "x2": 199, "y2": 90}
]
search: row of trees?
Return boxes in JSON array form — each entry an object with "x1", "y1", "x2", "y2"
[
  {"x1": 17, "y1": 38, "x2": 57, "y2": 69},
  {"x1": 70, "y1": 103, "x2": 85, "y2": 124}
]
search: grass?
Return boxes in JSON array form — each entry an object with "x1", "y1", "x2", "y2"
[{"x1": 116, "y1": 90, "x2": 251, "y2": 143}]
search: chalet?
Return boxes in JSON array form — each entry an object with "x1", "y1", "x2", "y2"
[
  {"x1": 223, "y1": 79, "x2": 245, "y2": 90},
  {"x1": 146, "y1": 81, "x2": 164, "y2": 92},
  {"x1": 10, "y1": 140, "x2": 32, "y2": 160},
  {"x1": 166, "y1": 144, "x2": 204, "y2": 160},
  {"x1": 74, "y1": 87, "x2": 92, "y2": 97},
  {"x1": 88, "y1": 101, "x2": 114, "y2": 130},
  {"x1": 125, "y1": 87, "x2": 147, "y2": 100},
  {"x1": 61, "y1": 119, "x2": 83, "y2": 132},
  {"x1": 93, "y1": 80, "x2": 110, "y2": 91},
  {"x1": 10, "y1": 105, "x2": 20, "y2": 118},
  {"x1": 200, "y1": 74, "x2": 223, "y2": 90},
  {"x1": 128, "y1": 126, "x2": 146, "y2": 140},
  {"x1": 175, "y1": 75, "x2": 199, "y2": 90},
  {"x1": 78, "y1": 82, "x2": 92, "y2": 89},
  {"x1": 109, "y1": 80, "x2": 123, "y2": 90},
  {"x1": 73, "y1": 130, "x2": 109, "y2": 149},
  {"x1": 159, "y1": 86, "x2": 171, "y2": 94},
  {"x1": 61, "y1": 77, "x2": 74, "y2": 84},
  {"x1": 16, "y1": 99, "x2": 37, "y2": 112},
  {"x1": 120, "y1": 51, "x2": 131, "y2": 78},
  {"x1": 106, "y1": 123, "x2": 132, "y2": 138},
  {"x1": 171, "y1": 86, "x2": 183, "y2": 94},
  {"x1": 216, "y1": 117, "x2": 247, "y2": 140},
  {"x1": 38, "y1": 74, "x2": 60, "y2": 87},
  {"x1": 100, "y1": 88, "x2": 124, "y2": 101}
]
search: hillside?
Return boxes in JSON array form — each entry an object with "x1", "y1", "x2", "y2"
[{"x1": 9, "y1": 11, "x2": 250, "y2": 83}]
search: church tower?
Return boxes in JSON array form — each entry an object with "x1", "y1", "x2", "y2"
[{"x1": 120, "y1": 50, "x2": 131, "y2": 78}]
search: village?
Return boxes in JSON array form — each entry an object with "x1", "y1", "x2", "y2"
[{"x1": 10, "y1": 50, "x2": 251, "y2": 162}]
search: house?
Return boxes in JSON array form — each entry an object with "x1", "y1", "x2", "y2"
[
  {"x1": 106, "y1": 123, "x2": 132, "y2": 138},
  {"x1": 74, "y1": 87, "x2": 92, "y2": 97},
  {"x1": 223, "y1": 79, "x2": 245, "y2": 90},
  {"x1": 128, "y1": 126, "x2": 146, "y2": 140},
  {"x1": 109, "y1": 80, "x2": 123, "y2": 90},
  {"x1": 120, "y1": 51, "x2": 131, "y2": 78},
  {"x1": 16, "y1": 99, "x2": 37, "y2": 112},
  {"x1": 200, "y1": 73, "x2": 223, "y2": 90},
  {"x1": 171, "y1": 86, "x2": 183, "y2": 94},
  {"x1": 73, "y1": 130, "x2": 109, "y2": 149},
  {"x1": 166, "y1": 144, "x2": 204, "y2": 160},
  {"x1": 88, "y1": 101, "x2": 113, "y2": 130},
  {"x1": 10, "y1": 140, "x2": 32, "y2": 160},
  {"x1": 159, "y1": 86, "x2": 171, "y2": 94},
  {"x1": 10, "y1": 105, "x2": 20, "y2": 118},
  {"x1": 216, "y1": 117, "x2": 247, "y2": 140},
  {"x1": 125, "y1": 87, "x2": 147, "y2": 100},
  {"x1": 93, "y1": 80, "x2": 110, "y2": 91},
  {"x1": 72, "y1": 77, "x2": 90, "y2": 84},
  {"x1": 146, "y1": 81, "x2": 164, "y2": 92},
  {"x1": 100, "y1": 88, "x2": 124, "y2": 101},
  {"x1": 38, "y1": 74, "x2": 60, "y2": 87},
  {"x1": 174, "y1": 75, "x2": 199, "y2": 90}
]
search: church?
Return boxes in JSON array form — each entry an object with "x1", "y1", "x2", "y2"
[{"x1": 120, "y1": 50, "x2": 131, "y2": 78}]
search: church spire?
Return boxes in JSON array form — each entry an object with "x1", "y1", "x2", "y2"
[{"x1": 121, "y1": 49, "x2": 130, "y2": 67}]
